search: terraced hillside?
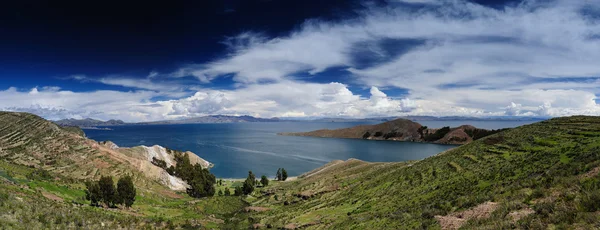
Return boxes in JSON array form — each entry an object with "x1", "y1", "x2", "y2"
[
  {"x1": 2, "y1": 112, "x2": 600, "y2": 229},
  {"x1": 244, "y1": 116, "x2": 600, "y2": 229},
  {"x1": 0, "y1": 112, "x2": 248, "y2": 229},
  {"x1": 0, "y1": 112, "x2": 209, "y2": 190}
]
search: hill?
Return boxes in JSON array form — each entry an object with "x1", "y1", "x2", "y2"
[
  {"x1": 240, "y1": 116, "x2": 600, "y2": 229},
  {"x1": 280, "y1": 118, "x2": 503, "y2": 144},
  {"x1": 54, "y1": 118, "x2": 126, "y2": 127},
  {"x1": 2, "y1": 112, "x2": 600, "y2": 229}
]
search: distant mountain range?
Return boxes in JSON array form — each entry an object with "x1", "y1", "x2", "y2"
[
  {"x1": 54, "y1": 118, "x2": 126, "y2": 127},
  {"x1": 136, "y1": 115, "x2": 281, "y2": 125},
  {"x1": 53, "y1": 115, "x2": 547, "y2": 128}
]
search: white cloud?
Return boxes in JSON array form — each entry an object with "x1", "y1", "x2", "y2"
[
  {"x1": 4, "y1": 0, "x2": 600, "y2": 121},
  {"x1": 160, "y1": 0, "x2": 600, "y2": 117}
]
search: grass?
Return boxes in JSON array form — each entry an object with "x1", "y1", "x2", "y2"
[
  {"x1": 240, "y1": 116, "x2": 600, "y2": 229},
  {"x1": 2, "y1": 112, "x2": 600, "y2": 229}
]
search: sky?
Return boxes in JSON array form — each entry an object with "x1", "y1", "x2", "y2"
[{"x1": 1, "y1": 0, "x2": 600, "y2": 122}]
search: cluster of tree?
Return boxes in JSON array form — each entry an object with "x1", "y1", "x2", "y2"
[
  {"x1": 276, "y1": 168, "x2": 288, "y2": 181},
  {"x1": 85, "y1": 175, "x2": 136, "y2": 208},
  {"x1": 151, "y1": 157, "x2": 167, "y2": 169},
  {"x1": 362, "y1": 132, "x2": 371, "y2": 139},
  {"x1": 465, "y1": 128, "x2": 509, "y2": 140},
  {"x1": 383, "y1": 131, "x2": 400, "y2": 139},
  {"x1": 168, "y1": 151, "x2": 216, "y2": 198},
  {"x1": 417, "y1": 126, "x2": 428, "y2": 138},
  {"x1": 232, "y1": 171, "x2": 272, "y2": 196},
  {"x1": 423, "y1": 126, "x2": 451, "y2": 141}
]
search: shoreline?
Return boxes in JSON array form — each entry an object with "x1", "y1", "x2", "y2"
[{"x1": 219, "y1": 176, "x2": 298, "y2": 182}]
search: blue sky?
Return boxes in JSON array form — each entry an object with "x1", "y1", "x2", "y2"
[{"x1": 1, "y1": 0, "x2": 600, "y2": 121}]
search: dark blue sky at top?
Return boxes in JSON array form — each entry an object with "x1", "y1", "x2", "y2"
[{"x1": 0, "y1": 0, "x2": 520, "y2": 95}]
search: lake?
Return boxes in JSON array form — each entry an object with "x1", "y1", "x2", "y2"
[{"x1": 84, "y1": 120, "x2": 537, "y2": 178}]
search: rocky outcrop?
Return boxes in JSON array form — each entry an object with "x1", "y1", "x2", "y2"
[{"x1": 280, "y1": 118, "x2": 500, "y2": 145}]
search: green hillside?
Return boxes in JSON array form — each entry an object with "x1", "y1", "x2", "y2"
[
  {"x1": 243, "y1": 116, "x2": 600, "y2": 229},
  {"x1": 1, "y1": 112, "x2": 600, "y2": 229}
]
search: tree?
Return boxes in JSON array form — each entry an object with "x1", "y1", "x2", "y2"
[
  {"x1": 98, "y1": 176, "x2": 116, "y2": 207},
  {"x1": 218, "y1": 190, "x2": 224, "y2": 196},
  {"x1": 276, "y1": 168, "x2": 282, "y2": 181},
  {"x1": 116, "y1": 175, "x2": 136, "y2": 208},
  {"x1": 281, "y1": 168, "x2": 288, "y2": 181},
  {"x1": 234, "y1": 186, "x2": 243, "y2": 196},
  {"x1": 186, "y1": 165, "x2": 216, "y2": 198},
  {"x1": 242, "y1": 171, "x2": 256, "y2": 195},
  {"x1": 224, "y1": 188, "x2": 231, "y2": 196},
  {"x1": 85, "y1": 180, "x2": 101, "y2": 206},
  {"x1": 261, "y1": 175, "x2": 269, "y2": 187}
]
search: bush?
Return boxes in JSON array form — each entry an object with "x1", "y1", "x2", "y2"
[
  {"x1": 27, "y1": 168, "x2": 52, "y2": 181},
  {"x1": 234, "y1": 186, "x2": 243, "y2": 196},
  {"x1": 151, "y1": 157, "x2": 167, "y2": 169},
  {"x1": 261, "y1": 175, "x2": 269, "y2": 187}
]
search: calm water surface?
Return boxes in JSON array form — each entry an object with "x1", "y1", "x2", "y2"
[{"x1": 85, "y1": 121, "x2": 535, "y2": 178}]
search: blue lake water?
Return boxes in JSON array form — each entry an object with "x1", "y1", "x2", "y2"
[{"x1": 84, "y1": 120, "x2": 537, "y2": 178}]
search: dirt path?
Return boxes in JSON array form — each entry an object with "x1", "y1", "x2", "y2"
[{"x1": 41, "y1": 191, "x2": 64, "y2": 202}]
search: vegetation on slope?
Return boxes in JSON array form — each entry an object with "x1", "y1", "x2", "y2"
[
  {"x1": 3, "y1": 111, "x2": 600, "y2": 229},
  {"x1": 243, "y1": 116, "x2": 600, "y2": 229},
  {"x1": 280, "y1": 118, "x2": 503, "y2": 144}
]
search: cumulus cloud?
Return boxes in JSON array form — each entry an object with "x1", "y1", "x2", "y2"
[
  {"x1": 3, "y1": 0, "x2": 600, "y2": 121},
  {"x1": 158, "y1": 0, "x2": 600, "y2": 117}
]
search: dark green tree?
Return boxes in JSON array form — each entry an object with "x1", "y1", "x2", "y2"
[
  {"x1": 276, "y1": 168, "x2": 282, "y2": 181},
  {"x1": 84, "y1": 180, "x2": 101, "y2": 206},
  {"x1": 224, "y1": 188, "x2": 231, "y2": 196},
  {"x1": 242, "y1": 171, "x2": 256, "y2": 195},
  {"x1": 261, "y1": 175, "x2": 269, "y2": 187},
  {"x1": 234, "y1": 186, "x2": 243, "y2": 196},
  {"x1": 98, "y1": 176, "x2": 116, "y2": 207},
  {"x1": 281, "y1": 168, "x2": 288, "y2": 181},
  {"x1": 186, "y1": 165, "x2": 216, "y2": 198},
  {"x1": 116, "y1": 175, "x2": 136, "y2": 208}
]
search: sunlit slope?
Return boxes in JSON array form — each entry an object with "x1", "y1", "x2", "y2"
[
  {"x1": 0, "y1": 112, "x2": 199, "y2": 190},
  {"x1": 247, "y1": 116, "x2": 600, "y2": 229}
]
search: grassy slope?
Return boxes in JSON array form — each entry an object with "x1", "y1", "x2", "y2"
[
  {"x1": 2, "y1": 112, "x2": 600, "y2": 229},
  {"x1": 246, "y1": 116, "x2": 600, "y2": 229},
  {"x1": 0, "y1": 112, "x2": 250, "y2": 229}
]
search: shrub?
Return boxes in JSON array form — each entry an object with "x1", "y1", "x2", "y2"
[
  {"x1": 151, "y1": 157, "x2": 167, "y2": 169},
  {"x1": 234, "y1": 186, "x2": 243, "y2": 196},
  {"x1": 27, "y1": 168, "x2": 52, "y2": 181},
  {"x1": 261, "y1": 175, "x2": 269, "y2": 187}
]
